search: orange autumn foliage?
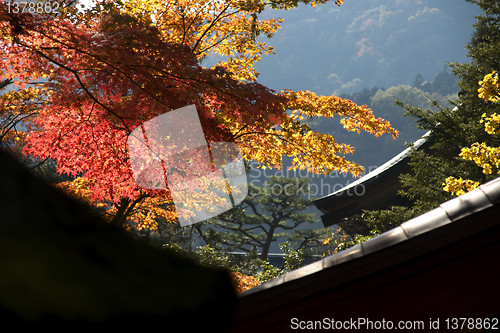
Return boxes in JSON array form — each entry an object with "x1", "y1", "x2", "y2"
[{"x1": 230, "y1": 272, "x2": 260, "y2": 293}]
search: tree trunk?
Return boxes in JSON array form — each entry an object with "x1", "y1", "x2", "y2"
[
  {"x1": 260, "y1": 224, "x2": 277, "y2": 261},
  {"x1": 111, "y1": 198, "x2": 131, "y2": 227},
  {"x1": 110, "y1": 193, "x2": 146, "y2": 228},
  {"x1": 0, "y1": 78, "x2": 12, "y2": 90}
]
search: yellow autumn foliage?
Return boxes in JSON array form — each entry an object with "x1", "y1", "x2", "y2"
[
  {"x1": 443, "y1": 71, "x2": 500, "y2": 196},
  {"x1": 478, "y1": 70, "x2": 500, "y2": 103}
]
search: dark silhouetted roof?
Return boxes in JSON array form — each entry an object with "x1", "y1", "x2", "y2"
[
  {"x1": 314, "y1": 130, "x2": 432, "y2": 227},
  {"x1": 231, "y1": 176, "x2": 500, "y2": 332},
  {"x1": 243, "y1": 175, "x2": 500, "y2": 293}
]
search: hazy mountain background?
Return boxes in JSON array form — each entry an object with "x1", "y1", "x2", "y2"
[
  {"x1": 255, "y1": 0, "x2": 479, "y2": 96},
  {"x1": 245, "y1": 0, "x2": 482, "y2": 189}
]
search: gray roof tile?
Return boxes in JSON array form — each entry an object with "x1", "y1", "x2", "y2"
[
  {"x1": 401, "y1": 207, "x2": 451, "y2": 238},
  {"x1": 478, "y1": 177, "x2": 500, "y2": 204},
  {"x1": 283, "y1": 260, "x2": 323, "y2": 283},
  {"x1": 322, "y1": 244, "x2": 363, "y2": 269},
  {"x1": 361, "y1": 226, "x2": 408, "y2": 255},
  {"x1": 440, "y1": 187, "x2": 492, "y2": 221}
]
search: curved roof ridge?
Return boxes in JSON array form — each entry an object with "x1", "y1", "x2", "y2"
[{"x1": 316, "y1": 130, "x2": 431, "y2": 202}]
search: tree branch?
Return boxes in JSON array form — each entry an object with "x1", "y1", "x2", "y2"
[{"x1": 0, "y1": 78, "x2": 12, "y2": 90}]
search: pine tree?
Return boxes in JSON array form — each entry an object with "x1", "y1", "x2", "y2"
[{"x1": 197, "y1": 176, "x2": 316, "y2": 261}]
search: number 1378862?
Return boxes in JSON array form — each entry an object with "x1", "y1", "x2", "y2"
[{"x1": 6, "y1": 1, "x2": 60, "y2": 15}]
